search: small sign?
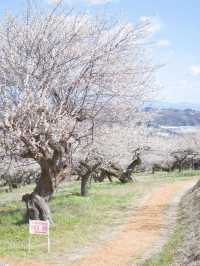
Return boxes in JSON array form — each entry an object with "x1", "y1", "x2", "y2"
[
  {"x1": 28, "y1": 220, "x2": 50, "y2": 253},
  {"x1": 29, "y1": 220, "x2": 49, "y2": 235}
]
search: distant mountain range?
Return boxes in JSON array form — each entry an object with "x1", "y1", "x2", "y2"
[
  {"x1": 145, "y1": 101, "x2": 200, "y2": 127},
  {"x1": 146, "y1": 101, "x2": 200, "y2": 111}
]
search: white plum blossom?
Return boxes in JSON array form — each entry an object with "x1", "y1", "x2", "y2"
[{"x1": 0, "y1": 4, "x2": 156, "y2": 196}]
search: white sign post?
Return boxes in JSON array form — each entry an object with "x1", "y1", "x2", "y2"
[{"x1": 29, "y1": 220, "x2": 50, "y2": 253}]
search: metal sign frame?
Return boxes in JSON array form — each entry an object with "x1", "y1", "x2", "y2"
[{"x1": 28, "y1": 220, "x2": 50, "y2": 253}]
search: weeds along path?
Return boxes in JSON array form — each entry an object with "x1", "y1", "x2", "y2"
[{"x1": 72, "y1": 179, "x2": 197, "y2": 266}]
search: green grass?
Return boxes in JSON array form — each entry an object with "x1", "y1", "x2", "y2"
[
  {"x1": 137, "y1": 169, "x2": 200, "y2": 181},
  {"x1": 0, "y1": 180, "x2": 142, "y2": 260},
  {"x1": 142, "y1": 224, "x2": 184, "y2": 266},
  {"x1": 0, "y1": 170, "x2": 198, "y2": 263}
]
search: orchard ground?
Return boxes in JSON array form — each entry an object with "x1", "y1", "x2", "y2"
[{"x1": 0, "y1": 170, "x2": 199, "y2": 266}]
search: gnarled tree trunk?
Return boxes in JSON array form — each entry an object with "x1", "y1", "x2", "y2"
[
  {"x1": 22, "y1": 143, "x2": 71, "y2": 222},
  {"x1": 22, "y1": 193, "x2": 53, "y2": 223},
  {"x1": 34, "y1": 159, "x2": 55, "y2": 199},
  {"x1": 77, "y1": 160, "x2": 101, "y2": 196},
  {"x1": 22, "y1": 160, "x2": 55, "y2": 223},
  {"x1": 119, "y1": 156, "x2": 141, "y2": 183},
  {"x1": 99, "y1": 152, "x2": 142, "y2": 183}
]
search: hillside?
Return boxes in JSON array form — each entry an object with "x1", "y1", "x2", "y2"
[
  {"x1": 172, "y1": 180, "x2": 200, "y2": 266},
  {"x1": 0, "y1": 172, "x2": 198, "y2": 266},
  {"x1": 148, "y1": 108, "x2": 200, "y2": 127}
]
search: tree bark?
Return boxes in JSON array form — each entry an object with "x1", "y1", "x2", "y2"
[
  {"x1": 118, "y1": 155, "x2": 141, "y2": 183},
  {"x1": 22, "y1": 193, "x2": 53, "y2": 223},
  {"x1": 21, "y1": 144, "x2": 71, "y2": 222},
  {"x1": 80, "y1": 175, "x2": 90, "y2": 197},
  {"x1": 77, "y1": 160, "x2": 101, "y2": 196},
  {"x1": 34, "y1": 159, "x2": 54, "y2": 199},
  {"x1": 22, "y1": 158, "x2": 70, "y2": 222}
]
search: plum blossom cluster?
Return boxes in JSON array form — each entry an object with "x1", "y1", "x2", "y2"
[{"x1": 0, "y1": 4, "x2": 156, "y2": 196}]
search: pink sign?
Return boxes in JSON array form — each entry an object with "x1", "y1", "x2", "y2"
[{"x1": 29, "y1": 220, "x2": 49, "y2": 235}]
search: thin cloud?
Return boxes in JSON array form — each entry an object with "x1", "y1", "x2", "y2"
[
  {"x1": 190, "y1": 65, "x2": 200, "y2": 76},
  {"x1": 48, "y1": 0, "x2": 118, "y2": 5},
  {"x1": 86, "y1": 0, "x2": 118, "y2": 4},
  {"x1": 156, "y1": 39, "x2": 171, "y2": 47}
]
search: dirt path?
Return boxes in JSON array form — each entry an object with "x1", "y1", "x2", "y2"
[
  {"x1": 72, "y1": 179, "x2": 197, "y2": 266},
  {"x1": 0, "y1": 179, "x2": 197, "y2": 266},
  {"x1": 0, "y1": 258, "x2": 49, "y2": 266}
]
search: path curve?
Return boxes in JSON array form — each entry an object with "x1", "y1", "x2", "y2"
[
  {"x1": 72, "y1": 179, "x2": 197, "y2": 266},
  {"x1": 0, "y1": 179, "x2": 197, "y2": 266}
]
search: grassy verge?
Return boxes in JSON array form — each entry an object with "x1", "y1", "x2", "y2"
[
  {"x1": 137, "y1": 169, "x2": 200, "y2": 181},
  {"x1": 142, "y1": 207, "x2": 185, "y2": 266},
  {"x1": 0, "y1": 181, "x2": 143, "y2": 261}
]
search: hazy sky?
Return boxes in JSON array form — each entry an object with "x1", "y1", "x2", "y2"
[{"x1": 1, "y1": 0, "x2": 200, "y2": 104}]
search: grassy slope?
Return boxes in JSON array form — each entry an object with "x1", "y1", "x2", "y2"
[
  {"x1": 0, "y1": 170, "x2": 198, "y2": 263},
  {"x1": 0, "y1": 181, "x2": 144, "y2": 260},
  {"x1": 142, "y1": 225, "x2": 184, "y2": 266}
]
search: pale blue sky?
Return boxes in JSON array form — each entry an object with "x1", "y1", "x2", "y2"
[{"x1": 1, "y1": 0, "x2": 200, "y2": 104}]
